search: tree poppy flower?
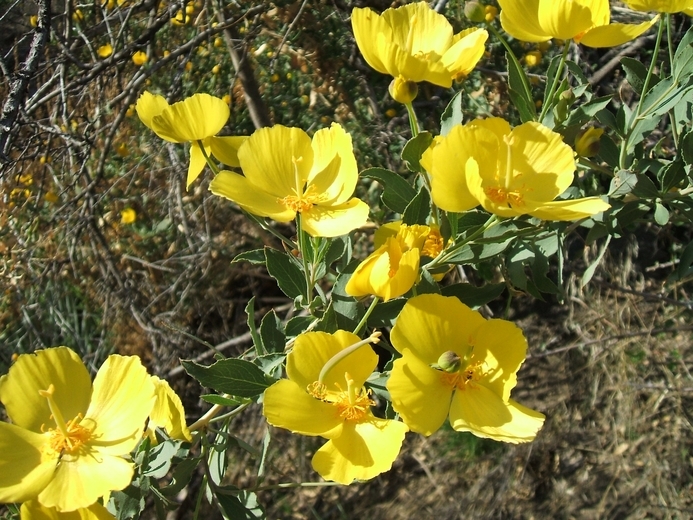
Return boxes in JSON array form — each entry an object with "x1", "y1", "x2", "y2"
[
  {"x1": 345, "y1": 223, "x2": 433, "y2": 301},
  {"x1": 262, "y1": 331, "x2": 408, "y2": 484},
  {"x1": 0, "y1": 347, "x2": 155, "y2": 511},
  {"x1": 498, "y1": 0, "x2": 657, "y2": 47},
  {"x1": 422, "y1": 118, "x2": 610, "y2": 220},
  {"x1": 387, "y1": 294, "x2": 545, "y2": 442},
  {"x1": 209, "y1": 124, "x2": 369, "y2": 238},
  {"x1": 352, "y1": 2, "x2": 488, "y2": 92},
  {"x1": 136, "y1": 92, "x2": 247, "y2": 188}
]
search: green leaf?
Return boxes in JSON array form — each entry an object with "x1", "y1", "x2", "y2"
[
  {"x1": 621, "y1": 57, "x2": 655, "y2": 95},
  {"x1": 216, "y1": 489, "x2": 264, "y2": 520},
  {"x1": 507, "y1": 52, "x2": 536, "y2": 122},
  {"x1": 232, "y1": 249, "x2": 266, "y2": 265},
  {"x1": 609, "y1": 170, "x2": 638, "y2": 197},
  {"x1": 402, "y1": 185, "x2": 431, "y2": 225},
  {"x1": 654, "y1": 202, "x2": 670, "y2": 225},
  {"x1": 110, "y1": 485, "x2": 145, "y2": 520},
  {"x1": 181, "y1": 358, "x2": 271, "y2": 397},
  {"x1": 264, "y1": 247, "x2": 305, "y2": 300},
  {"x1": 631, "y1": 173, "x2": 660, "y2": 198},
  {"x1": 160, "y1": 457, "x2": 201, "y2": 497},
  {"x1": 441, "y1": 91, "x2": 464, "y2": 136},
  {"x1": 245, "y1": 297, "x2": 264, "y2": 356},
  {"x1": 367, "y1": 298, "x2": 406, "y2": 328},
  {"x1": 680, "y1": 131, "x2": 693, "y2": 166},
  {"x1": 582, "y1": 235, "x2": 611, "y2": 287},
  {"x1": 324, "y1": 235, "x2": 347, "y2": 268},
  {"x1": 674, "y1": 240, "x2": 693, "y2": 281},
  {"x1": 144, "y1": 440, "x2": 182, "y2": 479},
  {"x1": 285, "y1": 315, "x2": 316, "y2": 337},
  {"x1": 329, "y1": 263, "x2": 363, "y2": 331},
  {"x1": 564, "y1": 95, "x2": 613, "y2": 127},
  {"x1": 674, "y1": 24, "x2": 693, "y2": 79},
  {"x1": 259, "y1": 310, "x2": 285, "y2": 354},
  {"x1": 200, "y1": 394, "x2": 247, "y2": 406},
  {"x1": 402, "y1": 131, "x2": 434, "y2": 173},
  {"x1": 361, "y1": 167, "x2": 416, "y2": 214},
  {"x1": 441, "y1": 283, "x2": 505, "y2": 307}
]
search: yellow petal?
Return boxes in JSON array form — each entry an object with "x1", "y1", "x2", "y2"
[
  {"x1": 536, "y1": 0, "x2": 594, "y2": 40},
  {"x1": 373, "y1": 221, "x2": 401, "y2": 248},
  {"x1": 387, "y1": 352, "x2": 453, "y2": 436},
  {"x1": 0, "y1": 422, "x2": 55, "y2": 503},
  {"x1": 465, "y1": 157, "x2": 521, "y2": 218},
  {"x1": 287, "y1": 331, "x2": 377, "y2": 392},
  {"x1": 149, "y1": 376, "x2": 192, "y2": 442},
  {"x1": 527, "y1": 196, "x2": 610, "y2": 220},
  {"x1": 311, "y1": 419, "x2": 408, "y2": 484},
  {"x1": 385, "y1": 2, "x2": 453, "y2": 59},
  {"x1": 372, "y1": 245, "x2": 419, "y2": 301},
  {"x1": 263, "y1": 380, "x2": 343, "y2": 438},
  {"x1": 351, "y1": 7, "x2": 391, "y2": 75},
  {"x1": 21, "y1": 500, "x2": 115, "y2": 520},
  {"x1": 150, "y1": 93, "x2": 229, "y2": 143},
  {"x1": 135, "y1": 92, "x2": 169, "y2": 131},
  {"x1": 498, "y1": 0, "x2": 551, "y2": 42},
  {"x1": 625, "y1": 0, "x2": 693, "y2": 12},
  {"x1": 187, "y1": 142, "x2": 208, "y2": 188},
  {"x1": 38, "y1": 452, "x2": 134, "y2": 512},
  {"x1": 0, "y1": 346, "x2": 91, "y2": 432},
  {"x1": 579, "y1": 18, "x2": 658, "y2": 48},
  {"x1": 209, "y1": 136, "x2": 248, "y2": 167},
  {"x1": 425, "y1": 124, "x2": 481, "y2": 213},
  {"x1": 440, "y1": 28, "x2": 488, "y2": 79},
  {"x1": 85, "y1": 354, "x2": 155, "y2": 455},
  {"x1": 450, "y1": 387, "x2": 545, "y2": 443},
  {"x1": 237, "y1": 125, "x2": 313, "y2": 198},
  {"x1": 209, "y1": 170, "x2": 295, "y2": 221},
  {"x1": 470, "y1": 320, "x2": 527, "y2": 402},
  {"x1": 308, "y1": 124, "x2": 358, "y2": 205},
  {"x1": 390, "y1": 294, "x2": 486, "y2": 365},
  {"x1": 301, "y1": 198, "x2": 369, "y2": 238}
]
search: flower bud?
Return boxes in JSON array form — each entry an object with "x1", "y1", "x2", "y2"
[
  {"x1": 484, "y1": 5, "x2": 498, "y2": 22},
  {"x1": 464, "y1": 2, "x2": 486, "y2": 23},
  {"x1": 575, "y1": 127, "x2": 604, "y2": 157},
  {"x1": 389, "y1": 77, "x2": 418, "y2": 104},
  {"x1": 437, "y1": 351, "x2": 462, "y2": 373}
]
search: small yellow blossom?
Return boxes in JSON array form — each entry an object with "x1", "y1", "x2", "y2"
[
  {"x1": 132, "y1": 51, "x2": 147, "y2": 66},
  {"x1": 385, "y1": 108, "x2": 398, "y2": 118},
  {"x1": 574, "y1": 127, "x2": 604, "y2": 157},
  {"x1": 212, "y1": 64, "x2": 221, "y2": 74},
  {"x1": 263, "y1": 331, "x2": 408, "y2": 484},
  {"x1": 222, "y1": 94, "x2": 231, "y2": 104},
  {"x1": 171, "y1": 10, "x2": 188, "y2": 25},
  {"x1": 388, "y1": 294, "x2": 545, "y2": 442},
  {"x1": 120, "y1": 207, "x2": 136, "y2": 224},
  {"x1": 345, "y1": 223, "x2": 432, "y2": 301},
  {"x1": 0, "y1": 347, "x2": 155, "y2": 511},
  {"x1": 30, "y1": 15, "x2": 38, "y2": 27},
  {"x1": 44, "y1": 192, "x2": 59, "y2": 204},
  {"x1": 498, "y1": 0, "x2": 658, "y2": 47},
  {"x1": 97, "y1": 44, "x2": 113, "y2": 58},
  {"x1": 116, "y1": 143, "x2": 129, "y2": 157},
  {"x1": 72, "y1": 9, "x2": 84, "y2": 23},
  {"x1": 184, "y1": 61, "x2": 192, "y2": 71},
  {"x1": 270, "y1": 73, "x2": 280, "y2": 82},
  {"x1": 524, "y1": 50, "x2": 542, "y2": 68},
  {"x1": 484, "y1": 5, "x2": 498, "y2": 22},
  {"x1": 214, "y1": 37, "x2": 223, "y2": 47},
  {"x1": 210, "y1": 124, "x2": 369, "y2": 238}
]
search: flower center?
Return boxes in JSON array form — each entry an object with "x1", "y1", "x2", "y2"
[
  {"x1": 307, "y1": 373, "x2": 374, "y2": 423},
  {"x1": 278, "y1": 177, "x2": 322, "y2": 214},
  {"x1": 39, "y1": 384, "x2": 92, "y2": 455},
  {"x1": 484, "y1": 186, "x2": 524, "y2": 207},
  {"x1": 422, "y1": 229, "x2": 444, "y2": 258},
  {"x1": 439, "y1": 360, "x2": 484, "y2": 391}
]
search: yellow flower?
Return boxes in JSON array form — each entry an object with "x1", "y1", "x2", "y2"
[
  {"x1": 624, "y1": 0, "x2": 693, "y2": 12},
  {"x1": 120, "y1": 208, "x2": 136, "y2": 224},
  {"x1": 147, "y1": 376, "x2": 192, "y2": 442},
  {"x1": 115, "y1": 143, "x2": 129, "y2": 157},
  {"x1": 352, "y1": 2, "x2": 488, "y2": 90},
  {"x1": 30, "y1": 15, "x2": 38, "y2": 27},
  {"x1": 131, "y1": 51, "x2": 147, "y2": 66},
  {"x1": 136, "y1": 92, "x2": 247, "y2": 188},
  {"x1": 262, "y1": 331, "x2": 408, "y2": 484},
  {"x1": 345, "y1": 223, "x2": 432, "y2": 301},
  {"x1": 574, "y1": 127, "x2": 604, "y2": 157},
  {"x1": 21, "y1": 500, "x2": 115, "y2": 519},
  {"x1": 72, "y1": 9, "x2": 84, "y2": 23},
  {"x1": 209, "y1": 124, "x2": 369, "y2": 238},
  {"x1": 388, "y1": 294, "x2": 545, "y2": 442},
  {"x1": 171, "y1": 10, "x2": 189, "y2": 25},
  {"x1": 524, "y1": 50, "x2": 542, "y2": 67},
  {"x1": 97, "y1": 44, "x2": 113, "y2": 58},
  {"x1": 422, "y1": 118, "x2": 610, "y2": 220},
  {"x1": 485, "y1": 5, "x2": 499, "y2": 22},
  {"x1": 0, "y1": 347, "x2": 155, "y2": 511},
  {"x1": 498, "y1": 0, "x2": 658, "y2": 47}
]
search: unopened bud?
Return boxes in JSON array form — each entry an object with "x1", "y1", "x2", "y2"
[
  {"x1": 389, "y1": 76, "x2": 418, "y2": 105},
  {"x1": 437, "y1": 351, "x2": 462, "y2": 373},
  {"x1": 575, "y1": 127, "x2": 604, "y2": 157},
  {"x1": 484, "y1": 5, "x2": 498, "y2": 22},
  {"x1": 464, "y1": 2, "x2": 486, "y2": 23}
]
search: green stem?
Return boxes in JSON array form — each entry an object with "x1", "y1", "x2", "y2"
[
  {"x1": 577, "y1": 157, "x2": 614, "y2": 176},
  {"x1": 427, "y1": 214, "x2": 500, "y2": 268},
  {"x1": 244, "y1": 211, "x2": 296, "y2": 250},
  {"x1": 352, "y1": 296, "x2": 380, "y2": 336},
  {"x1": 404, "y1": 102, "x2": 419, "y2": 138},
  {"x1": 318, "y1": 331, "x2": 382, "y2": 383},
  {"x1": 251, "y1": 481, "x2": 342, "y2": 492},
  {"x1": 538, "y1": 41, "x2": 570, "y2": 123},
  {"x1": 296, "y1": 215, "x2": 313, "y2": 303},
  {"x1": 196, "y1": 140, "x2": 220, "y2": 175},
  {"x1": 665, "y1": 14, "x2": 679, "y2": 148},
  {"x1": 620, "y1": 15, "x2": 665, "y2": 169}
]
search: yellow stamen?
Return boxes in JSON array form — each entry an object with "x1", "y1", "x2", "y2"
[
  {"x1": 422, "y1": 230, "x2": 444, "y2": 258},
  {"x1": 334, "y1": 373, "x2": 374, "y2": 422},
  {"x1": 39, "y1": 384, "x2": 92, "y2": 455}
]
